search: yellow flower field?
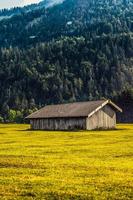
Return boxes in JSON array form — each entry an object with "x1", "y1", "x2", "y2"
[{"x1": 0, "y1": 124, "x2": 133, "y2": 199}]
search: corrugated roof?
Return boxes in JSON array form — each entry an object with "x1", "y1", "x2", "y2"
[{"x1": 26, "y1": 100, "x2": 109, "y2": 119}]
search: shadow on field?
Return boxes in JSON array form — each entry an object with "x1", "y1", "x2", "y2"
[
  {"x1": 19, "y1": 129, "x2": 82, "y2": 132},
  {"x1": 18, "y1": 127, "x2": 129, "y2": 133},
  {"x1": 92, "y1": 128, "x2": 128, "y2": 132}
]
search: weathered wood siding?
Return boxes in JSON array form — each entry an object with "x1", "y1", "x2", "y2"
[
  {"x1": 30, "y1": 105, "x2": 116, "y2": 130},
  {"x1": 86, "y1": 105, "x2": 116, "y2": 130},
  {"x1": 30, "y1": 117, "x2": 86, "y2": 130}
]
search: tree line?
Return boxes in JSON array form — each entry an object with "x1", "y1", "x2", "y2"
[{"x1": 0, "y1": 34, "x2": 132, "y2": 122}]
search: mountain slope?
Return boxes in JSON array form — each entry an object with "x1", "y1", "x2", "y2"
[
  {"x1": 0, "y1": 0, "x2": 63, "y2": 19},
  {"x1": 0, "y1": 0, "x2": 132, "y2": 47},
  {"x1": 0, "y1": 0, "x2": 132, "y2": 122}
]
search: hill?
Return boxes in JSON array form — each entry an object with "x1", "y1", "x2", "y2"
[
  {"x1": 0, "y1": 0, "x2": 132, "y2": 122},
  {"x1": 0, "y1": 0, "x2": 63, "y2": 20},
  {"x1": 0, "y1": 0, "x2": 132, "y2": 47}
]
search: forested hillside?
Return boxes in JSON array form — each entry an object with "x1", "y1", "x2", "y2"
[
  {"x1": 0, "y1": 0, "x2": 133, "y2": 46},
  {"x1": 0, "y1": 0, "x2": 63, "y2": 19},
  {"x1": 0, "y1": 0, "x2": 132, "y2": 122}
]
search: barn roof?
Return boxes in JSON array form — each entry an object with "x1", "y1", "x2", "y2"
[{"x1": 26, "y1": 99, "x2": 122, "y2": 119}]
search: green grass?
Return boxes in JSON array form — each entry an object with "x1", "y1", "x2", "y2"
[{"x1": 0, "y1": 124, "x2": 133, "y2": 200}]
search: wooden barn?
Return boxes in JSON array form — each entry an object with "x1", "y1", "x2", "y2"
[{"x1": 26, "y1": 100, "x2": 122, "y2": 130}]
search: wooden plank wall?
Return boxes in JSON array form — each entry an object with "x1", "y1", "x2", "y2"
[
  {"x1": 30, "y1": 105, "x2": 116, "y2": 130},
  {"x1": 30, "y1": 117, "x2": 86, "y2": 130},
  {"x1": 86, "y1": 105, "x2": 116, "y2": 130}
]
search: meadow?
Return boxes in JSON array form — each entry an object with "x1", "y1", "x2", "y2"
[{"x1": 0, "y1": 124, "x2": 132, "y2": 200}]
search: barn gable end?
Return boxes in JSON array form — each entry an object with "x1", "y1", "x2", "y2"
[{"x1": 86, "y1": 105, "x2": 116, "y2": 130}]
